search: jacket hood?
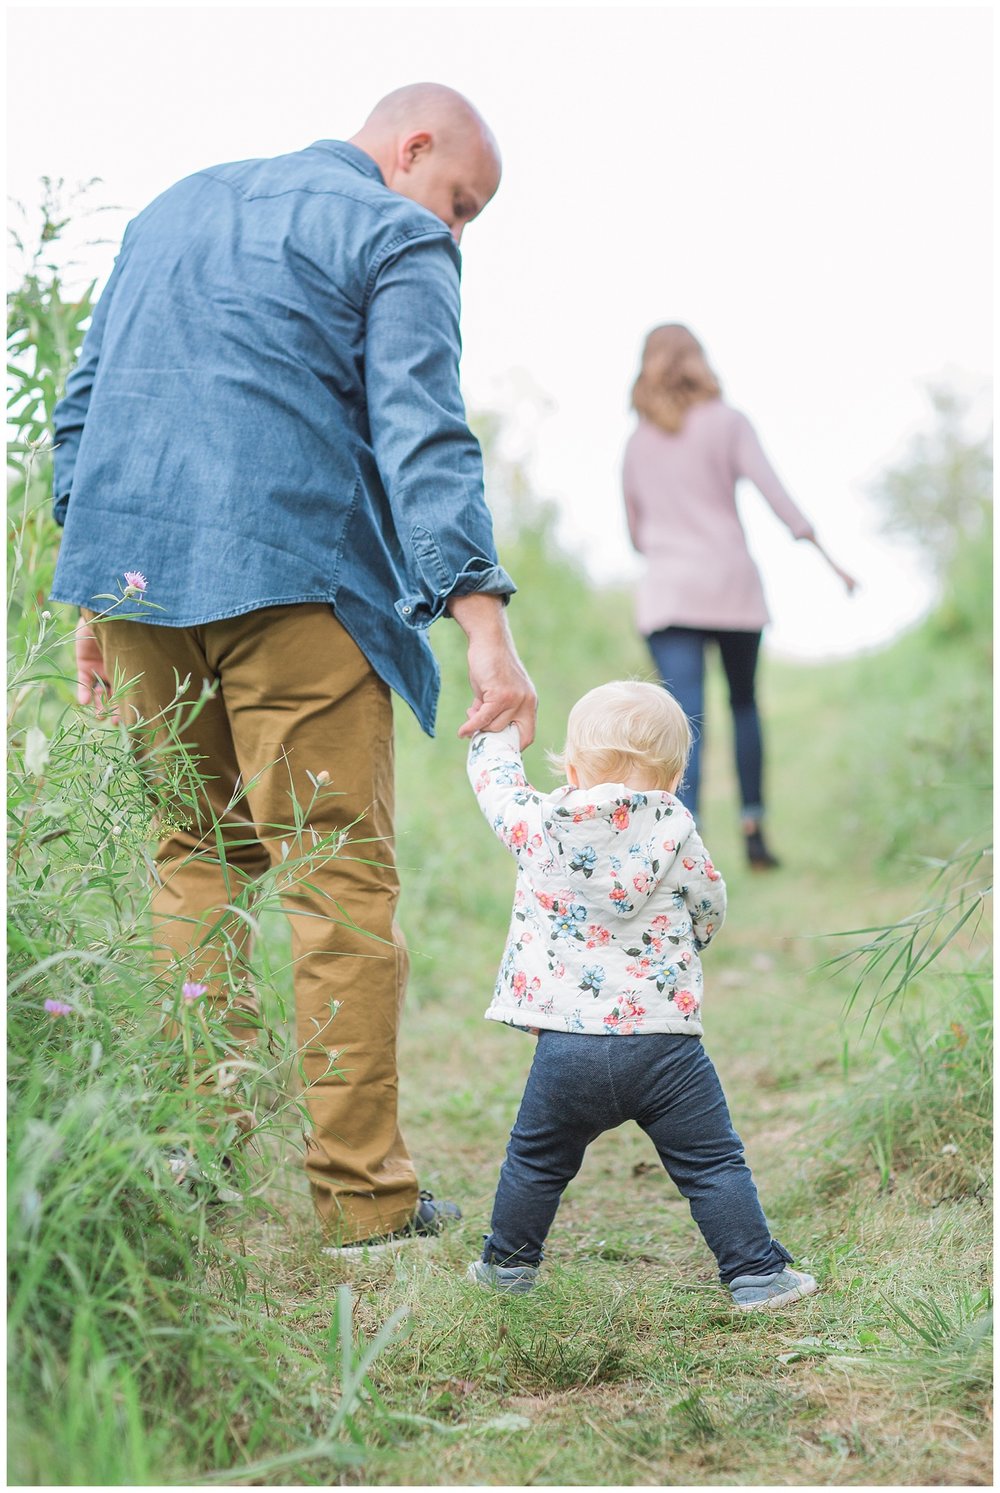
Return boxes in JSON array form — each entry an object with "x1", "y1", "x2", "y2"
[{"x1": 542, "y1": 783, "x2": 694, "y2": 922}]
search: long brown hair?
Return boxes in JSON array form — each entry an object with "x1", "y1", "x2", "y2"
[{"x1": 631, "y1": 324, "x2": 722, "y2": 434}]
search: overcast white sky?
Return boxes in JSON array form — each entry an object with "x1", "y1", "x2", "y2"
[{"x1": 6, "y1": 2, "x2": 993, "y2": 658}]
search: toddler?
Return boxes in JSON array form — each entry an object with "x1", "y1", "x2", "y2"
[{"x1": 464, "y1": 680, "x2": 816, "y2": 1311}]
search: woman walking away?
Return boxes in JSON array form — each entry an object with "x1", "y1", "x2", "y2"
[{"x1": 623, "y1": 324, "x2": 856, "y2": 868}]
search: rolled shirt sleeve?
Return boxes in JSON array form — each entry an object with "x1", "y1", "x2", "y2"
[{"x1": 364, "y1": 232, "x2": 516, "y2": 629}]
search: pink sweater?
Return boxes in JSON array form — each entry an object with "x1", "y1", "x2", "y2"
[{"x1": 622, "y1": 400, "x2": 815, "y2": 634}]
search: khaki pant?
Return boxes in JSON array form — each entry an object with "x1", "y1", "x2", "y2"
[{"x1": 95, "y1": 603, "x2": 419, "y2": 1241}]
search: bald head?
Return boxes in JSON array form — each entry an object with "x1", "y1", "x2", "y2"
[{"x1": 350, "y1": 82, "x2": 501, "y2": 243}]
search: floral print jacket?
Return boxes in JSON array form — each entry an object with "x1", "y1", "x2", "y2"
[{"x1": 468, "y1": 725, "x2": 727, "y2": 1036}]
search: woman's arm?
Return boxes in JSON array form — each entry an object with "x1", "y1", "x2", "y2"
[
  {"x1": 733, "y1": 412, "x2": 858, "y2": 594},
  {"x1": 622, "y1": 440, "x2": 644, "y2": 552}
]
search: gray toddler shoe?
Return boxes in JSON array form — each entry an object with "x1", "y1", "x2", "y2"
[
  {"x1": 466, "y1": 1259, "x2": 539, "y2": 1294},
  {"x1": 729, "y1": 1266, "x2": 817, "y2": 1311}
]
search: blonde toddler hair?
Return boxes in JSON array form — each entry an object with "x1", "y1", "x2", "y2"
[{"x1": 550, "y1": 680, "x2": 691, "y2": 791}]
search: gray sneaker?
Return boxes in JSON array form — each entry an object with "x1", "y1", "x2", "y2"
[
  {"x1": 729, "y1": 1267, "x2": 817, "y2": 1311},
  {"x1": 466, "y1": 1258, "x2": 539, "y2": 1294},
  {"x1": 321, "y1": 1192, "x2": 461, "y2": 1260}
]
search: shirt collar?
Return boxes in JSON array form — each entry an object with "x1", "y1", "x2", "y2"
[{"x1": 309, "y1": 139, "x2": 385, "y2": 184}]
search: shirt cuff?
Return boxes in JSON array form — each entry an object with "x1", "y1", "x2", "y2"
[{"x1": 395, "y1": 559, "x2": 517, "y2": 629}]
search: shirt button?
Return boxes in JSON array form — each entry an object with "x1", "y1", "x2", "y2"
[{"x1": 402, "y1": 605, "x2": 412, "y2": 615}]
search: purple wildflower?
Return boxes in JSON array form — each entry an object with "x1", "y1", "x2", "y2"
[
  {"x1": 123, "y1": 570, "x2": 148, "y2": 594},
  {"x1": 44, "y1": 998, "x2": 74, "y2": 1016},
  {"x1": 182, "y1": 981, "x2": 208, "y2": 1002}
]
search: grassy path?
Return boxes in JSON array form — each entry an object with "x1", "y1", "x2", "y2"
[{"x1": 218, "y1": 638, "x2": 991, "y2": 1486}]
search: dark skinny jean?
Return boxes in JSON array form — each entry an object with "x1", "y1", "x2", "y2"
[
  {"x1": 482, "y1": 1031, "x2": 792, "y2": 1284},
  {"x1": 647, "y1": 626, "x2": 764, "y2": 823}
]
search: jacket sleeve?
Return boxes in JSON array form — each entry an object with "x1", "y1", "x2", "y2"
[
  {"x1": 732, "y1": 410, "x2": 815, "y2": 541},
  {"x1": 52, "y1": 247, "x2": 128, "y2": 525},
  {"x1": 467, "y1": 724, "x2": 547, "y2": 855},
  {"x1": 364, "y1": 232, "x2": 516, "y2": 629},
  {"x1": 677, "y1": 825, "x2": 727, "y2": 950}
]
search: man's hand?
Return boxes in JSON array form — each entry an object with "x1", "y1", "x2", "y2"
[
  {"x1": 447, "y1": 593, "x2": 537, "y2": 748},
  {"x1": 75, "y1": 616, "x2": 114, "y2": 717}
]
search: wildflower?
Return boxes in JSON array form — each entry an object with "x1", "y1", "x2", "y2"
[
  {"x1": 41, "y1": 609, "x2": 52, "y2": 620},
  {"x1": 315, "y1": 770, "x2": 331, "y2": 785},
  {"x1": 123, "y1": 570, "x2": 148, "y2": 595},
  {"x1": 182, "y1": 981, "x2": 208, "y2": 1002},
  {"x1": 43, "y1": 998, "x2": 74, "y2": 1016}
]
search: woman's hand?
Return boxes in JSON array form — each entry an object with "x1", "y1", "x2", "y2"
[{"x1": 803, "y1": 535, "x2": 859, "y2": 596}]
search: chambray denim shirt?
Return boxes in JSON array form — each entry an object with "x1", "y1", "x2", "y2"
[{"x1": 50, "y1": 140, "x2": 515, "y2": 734}]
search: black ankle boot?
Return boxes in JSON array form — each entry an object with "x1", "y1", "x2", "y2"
[{"x1": 744, "y1": 824, "x2": 781, "y2": 870}]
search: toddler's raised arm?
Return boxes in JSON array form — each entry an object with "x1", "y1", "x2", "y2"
[
  {"x1": 677, "y1": 825, "x2": 728, "y2": 950},
  {"x1": 467, "y1": 725, "x2": 547, "y2": 857}
]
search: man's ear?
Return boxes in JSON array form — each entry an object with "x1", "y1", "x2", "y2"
[{"x1": 398, "y1": 130, "x2": 432, "y2": 172}]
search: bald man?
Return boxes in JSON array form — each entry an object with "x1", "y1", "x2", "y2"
[{"x1": 51, "y1": 83, "x2": 537, "y2": 1252}]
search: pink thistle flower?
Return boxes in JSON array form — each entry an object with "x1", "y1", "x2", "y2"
[
  {"x1": 182, "y1": 981, "x2": 208, "y2": 1002},
  {"x1": 123, "y1": 570, "x2": 148, "y2": 594},
  {"x1": 44, "y1": 998, "x2": 74, "y2": 1016}
]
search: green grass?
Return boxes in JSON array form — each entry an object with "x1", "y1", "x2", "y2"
[{"x1": 8, "y1": 513, "x2": 992, "y2": 1485}]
